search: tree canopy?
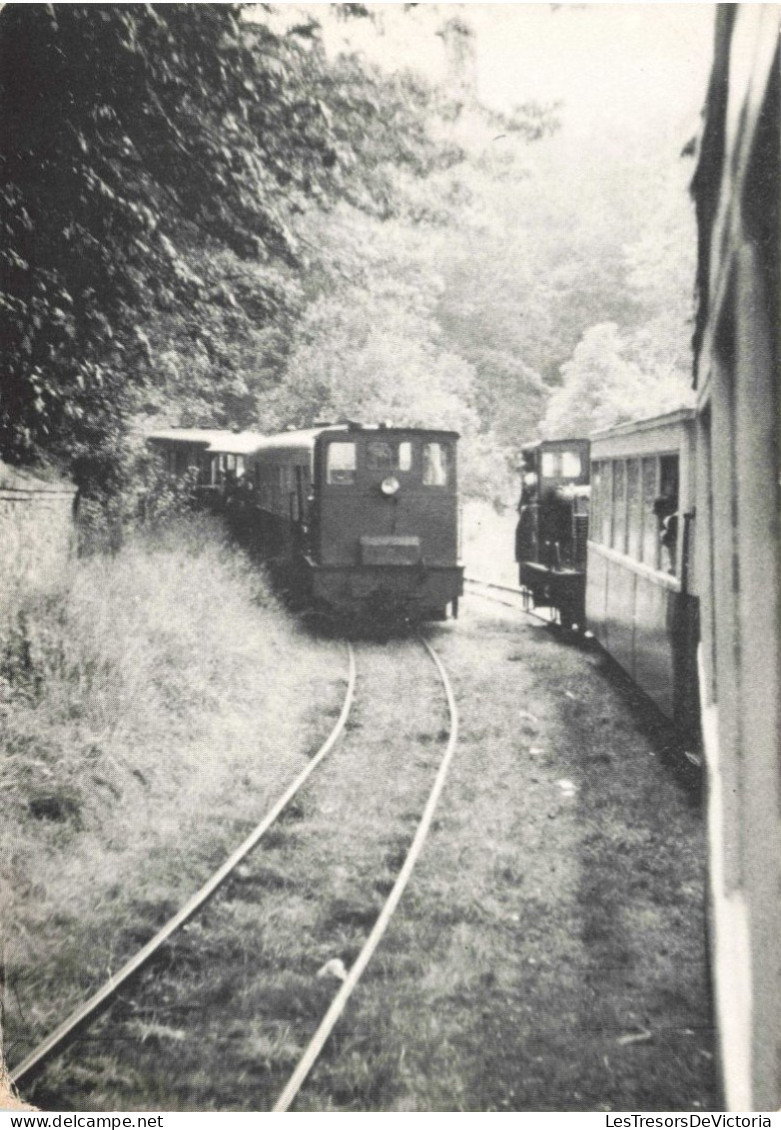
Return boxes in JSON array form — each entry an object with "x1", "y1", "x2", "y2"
[
  {"x1": 0, "y1": 4, "x2": 451, "y2": 490},
  {"x1": 1, "y1": 4, "x2": 701, "y2": 505}
]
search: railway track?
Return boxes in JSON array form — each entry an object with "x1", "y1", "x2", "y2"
[
  {"x1": 465, "y1": 575, "x2": 559, "y2": 624},
  {"x1": 11, "y1": 632, "x2": 458, "y2": 1112}
]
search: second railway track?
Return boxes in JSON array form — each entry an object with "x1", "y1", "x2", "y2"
[{"x1": 12, "y1": 631, "x2": 458, "y2": 1112}]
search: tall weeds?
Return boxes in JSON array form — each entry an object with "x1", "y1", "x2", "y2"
[{"x1": 0, "y1": 515, "x2": 335, "y2": 1054}]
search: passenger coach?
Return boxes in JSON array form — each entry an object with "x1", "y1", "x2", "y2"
[
  {"x1": 586, "y1": 409, "x2": 700, "y2": 742},
  {"x1": 689, "y1": 5, "x2": 779, "y2": 1109},
  {"x1": 145, "y1": 428, "x2": 267, "y2": 498}
]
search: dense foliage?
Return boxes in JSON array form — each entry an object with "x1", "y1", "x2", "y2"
[
  {"x1": 0, "y1": 4, "x2": 452, "y2": 491},
  {"x1": 1, "y1": 4, "x2": 699, "y2": 506}
]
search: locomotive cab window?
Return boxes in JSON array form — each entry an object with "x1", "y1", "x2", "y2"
[
  {"x1": 541, "y1": 449, "x2": 582, "y2": 479},
  {"x1": 326, "y1": 442, "x2": 356, "y2": 484},
  {"x1": 423, "y1": 442, "x2": 451, "y2": 486},
  {"x1": 366, "y1": 440, "x2": 413, "y2": 473}
]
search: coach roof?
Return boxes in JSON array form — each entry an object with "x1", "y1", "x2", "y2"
[{"x1": 146, "y1": 429, "x2": 268, "y2": 455}]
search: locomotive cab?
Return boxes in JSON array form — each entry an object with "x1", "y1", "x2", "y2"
[
  {"x1": 515, "y1": 438, "x2": 590, "y2": 627},
  {"x1": 311, "y1": 426, "x2": 462, "y2": 619}
]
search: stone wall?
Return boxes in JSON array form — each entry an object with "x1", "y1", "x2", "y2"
[{"x1": 0, "y1": 463, "x2": 78, "y2": 596}]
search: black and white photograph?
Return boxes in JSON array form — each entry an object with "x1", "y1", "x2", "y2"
[{"x1": 0, "y1": 1, "x2": 778, "y2": 1115}]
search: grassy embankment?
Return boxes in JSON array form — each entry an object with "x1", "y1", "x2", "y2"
[{"x1": 0, "y1": 515, "x2": 344, "y2": 1099}]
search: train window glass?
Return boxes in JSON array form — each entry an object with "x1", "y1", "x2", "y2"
[
  {"x1": 327, "y1": 442, "x2": 356, "y2": 484},
  {"x1": 659, "y1": 455, "x2": 679, "y2": 505},
  {"x1": 600, "y1": 461, "x2": 612, "y2": 545},
  {"x1": 627, "y1": 458, "x2": 642, "y2": 561},
  {"x1": 658, "y1": 455, "x2": 680, "y2": 576},
  {"x1": 642, "y1": 457, "x2": 659, "y2": 567},
  {"x1": 423, "y1": 442, "x2": 450, "y2": 486},
  {"x1": 541, "y1": 451, "x2": 557, "y2": 478},
  {"x1": 541, "y1": 449, "x2": 581, "y2": 479},
  {"x1": 591, "y1": 463, "x2": 601, "y2": 538},
  {"x1": 612, "y1": 460, "x2": 627, "y2": 553},
  {"x1": 366, "y1": 441, "x2": 395, "y2": 470},
  {"x1": 259, "y1": 465, "x2": 272, "y2": 508},
  {"x1": 365, "y1": 440, "x2": 414, "y2": 473}
]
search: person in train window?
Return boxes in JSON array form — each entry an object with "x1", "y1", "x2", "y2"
[
  {"x1": 653, "y1": 495, "x2": 678, "y2": 574},
  {"x1": 660, "y1": 512, "x2": 678, "y2": 575}
]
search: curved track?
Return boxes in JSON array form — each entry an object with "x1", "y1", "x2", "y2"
[
  {"x1": 273, "y1": 633, "x2": 459, "y2": 1111},
  {"x1": 10, "y1": 643, "x2": 357, "y2": 1089}
]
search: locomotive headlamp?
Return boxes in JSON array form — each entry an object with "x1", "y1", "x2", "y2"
[{"x1": 380, "y1": 476, "x2": 400, "y2": 496}]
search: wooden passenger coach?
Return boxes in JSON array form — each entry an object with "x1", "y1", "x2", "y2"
[
  {"x1": 146, "y1": 428, "x2": 267, "y2": 496},
  {"x1": 586, "y1": 409, "x2": 700, "y2": 739},
  {"x1": 690, "y1": 5, "x2": 780, "y2": 1109}
]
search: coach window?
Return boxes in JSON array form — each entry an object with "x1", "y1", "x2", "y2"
[
  {"x1": 326, "y1": 442, "x2": 356, "y2": 484},
  {"x1": 423, "y1": 442, "x2": 450, "y2": 486},
  {"x1": 591, "y1": 463, "x2": 601, "y2": 537},
  {"x1": 626, "y1": 458, "x2": 642, "y2": 561},
  {"x1": 659, "y1": 455, "x2": 679, "y2": 508},
  {"x1": 612, "y1": 459, "x2": 627, "y2": 554},
  {"x1": 641, "y1": 457, "x2": 659, "y2": 567},
  {"x1": 399, "y1": 442, "x2": 412, "y2": 472},
  {"x1": 561, "y1": 450, "x2": 582, "y2": 478},
  {"x1": 599, "y1": 462, "x2": 612, "y2": 545},
  {"x1": 658, "y1": 455, "x2": 680, "y2": 576}
]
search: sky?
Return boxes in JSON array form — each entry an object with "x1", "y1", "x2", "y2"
[{"x1": 271, "y1": 4, "x2": 716, "y2": 146}]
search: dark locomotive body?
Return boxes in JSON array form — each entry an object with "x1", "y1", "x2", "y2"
[
  {"x1": 515, "y1": 437, "x2": 590, "y2": 629},
  {"x1": 148, "y1": 423, "x2": 463, "y2": 621}
]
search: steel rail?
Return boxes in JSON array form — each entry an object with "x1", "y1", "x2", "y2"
[
  {"x1": 465, "y1": 575, "x2": 559, "y2": 623},
  {"x1": 273, "y1": 634, "x2": 459, "y2": 1112},
  {"x1": 464, "y1": 574, "x2": 524, "y2": 596},
  {"x1": 11, "y1": 643, "x2": 357, "y2": 1089}
]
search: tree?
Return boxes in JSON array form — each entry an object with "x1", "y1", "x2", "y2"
[
  {"x1": 0, "y1": 5, "x2": 450, "y2": 491},
  {"x1": 540, "y1": 321, "x2": 692, "y2": 438}
]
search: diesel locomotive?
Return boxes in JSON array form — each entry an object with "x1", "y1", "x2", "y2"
[{"x1": 148, "y1": 422, "x2": 464, "y2": 621}]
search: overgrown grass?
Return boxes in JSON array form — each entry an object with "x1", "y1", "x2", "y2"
[{"x1": 0, "y1": 515, "x2": 343, "y2": 1077}]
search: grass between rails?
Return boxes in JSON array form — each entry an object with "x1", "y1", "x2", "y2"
[
  {"x1": 293, "y1": 604, "x2": 716, "y2": 1111},
  {"x1": 0, "y1": 515, "x2": 346, "y2": 1095},
  {"x1": 24, "y1": 637, "x2": 448, "y2": 1111},
  {"x1": 3, "y1": 526, "x2": 717, "y2": 1112}
]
